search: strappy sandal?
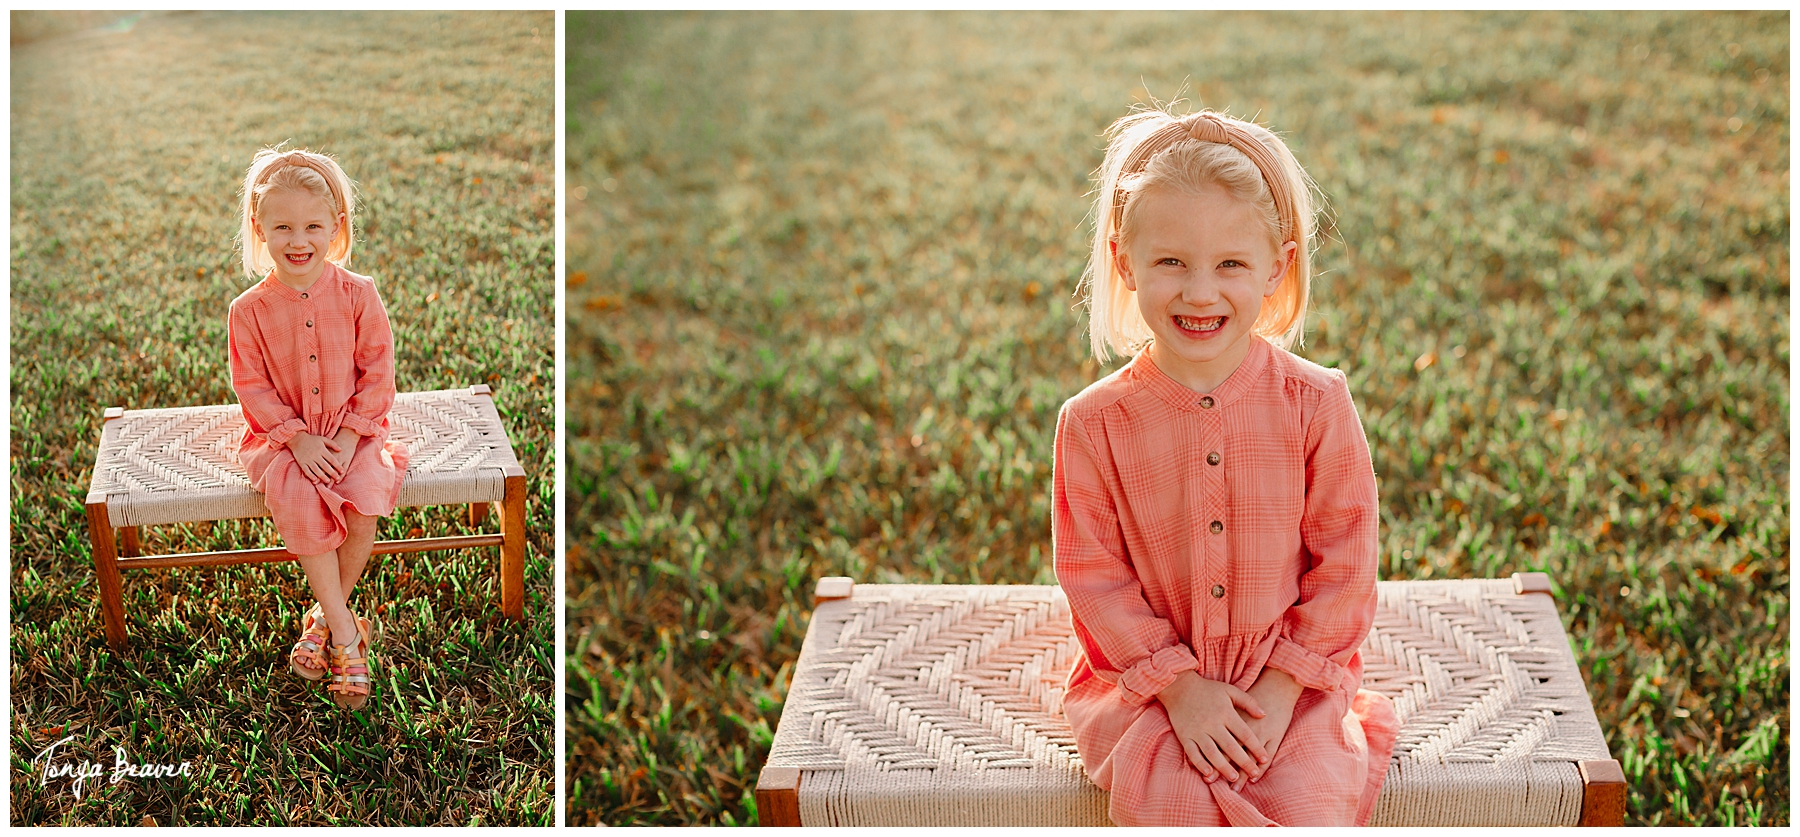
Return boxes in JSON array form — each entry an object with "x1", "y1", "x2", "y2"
[
  {"x1": 326, "y1": 615, "x2": 376, "y2": 711},
  {"x1": 288, "y1": 602, "x2": 329, "y2": 682}
]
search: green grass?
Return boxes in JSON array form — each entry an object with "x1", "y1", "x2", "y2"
[
  {"x1": 11, "y1": 11, "x2": 555, "y2": 825},
  {"x1": 564, "y1": 11, "x2": 1788, "y2": 827}
]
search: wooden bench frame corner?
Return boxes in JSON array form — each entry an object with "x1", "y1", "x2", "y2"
[{"x1": 754, "y1": 765, "x2": 803, "y2": 827}]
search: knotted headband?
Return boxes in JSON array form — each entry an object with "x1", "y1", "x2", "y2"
[
  {"x1": 255, "y1": 150, "x2": 349, "y2": 216},
  {"x1": 1109, "y1": 110, "x2": 1298, "y2": 245}
]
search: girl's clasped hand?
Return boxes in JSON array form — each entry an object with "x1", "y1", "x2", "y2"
[
  {"x1": 1158, "y1": 670, "x2": 1270, "y2": 785},
  {"x1": 1159, "y1": 665, "x2": 1303, "y2": 789},
  {"x1": 286, "y1": 429, "x2": 358, "y2": 485}
]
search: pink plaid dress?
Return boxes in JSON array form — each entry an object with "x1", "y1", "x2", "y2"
[
  {"x1": 1053, "y1": 336, "x2": 1397, "y2": 826},
  {"x1": 228, "y1": 262, "x2": 407, "y2": 556}
]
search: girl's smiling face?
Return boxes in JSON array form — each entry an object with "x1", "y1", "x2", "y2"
[
  {"x1": 1115, "y1": 183, "x2": 1296, "y2": 394},
  {"x1": 253, "y1": 188, "x2": 341, "y2": 290}
]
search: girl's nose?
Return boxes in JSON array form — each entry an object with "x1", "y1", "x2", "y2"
[{"x1": 1180, "y1": 273, "x2": 1220, "y2": 304}]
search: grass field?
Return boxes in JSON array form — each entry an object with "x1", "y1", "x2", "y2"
[
  {"x1": 565, "y1": 11, "x2": 1789, "y2": 826},
  {"x1": 10, "y1": 11, "x2": 555, "y2": 825}
]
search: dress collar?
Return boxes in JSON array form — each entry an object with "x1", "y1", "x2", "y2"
[
  {"x1": 258, "y1": 261, "x2": 337, "y2": 302},
  {"x1": 1129, "y1": 335, "x2": 1273, "y2": 412}
]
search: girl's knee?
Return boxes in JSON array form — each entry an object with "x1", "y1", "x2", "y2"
[{"x1": 344, "y1": 511, "x2": 378, "y2": 534}]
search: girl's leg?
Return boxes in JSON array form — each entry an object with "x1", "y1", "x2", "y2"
[
  {"x1": 300, "y1": 516, "x2": 379, "y2": 710},
  {"x1": 296, "y1": 547, "x2": 359, "y2": 647},
  {"x1": 337, "y1": 510, "x2": 379, "y2": 601}
]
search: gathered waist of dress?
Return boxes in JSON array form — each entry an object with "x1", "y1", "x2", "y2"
[
  {"x1": 303, "y1": 405, "x2": 352, "y2": 439},
  {"x1": 1188, "y1": 627, "x2": 1281, "y2": 689},
  {"x1": 238, "y1": 405, "x2": 388, "y2": 444},
  {"x1": 1066, "y1": 622, "x2": 1284, "y2": 694}
]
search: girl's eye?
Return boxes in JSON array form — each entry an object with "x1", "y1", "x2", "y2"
[
  {"x1": 1220, "y1": 260, "x2": 1244, "y2": 269},
  {"x1": 1157, "y1": 258, "x2": 1183, "y2": 266}
]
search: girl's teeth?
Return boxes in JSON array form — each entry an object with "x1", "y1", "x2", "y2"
[{"x1": 1177, "y1": 316, "x2": 1223, "y2": 332}]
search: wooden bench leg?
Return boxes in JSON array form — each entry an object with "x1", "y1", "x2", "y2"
[
  {"x1": 1579, "y1": 759, "x2": 1626, "y2": 826},
  {"x1": 749, "y1": 584, "x2": 852, "y2": 825},
  {"x1": 468, "y1": 502, "x2": 488, "y2": 528},
  {"x1": 755, "y1": 766, "x2": 802, "y2": 826},
  {"x1": 499, "y1": 475, "x2": 526, "y2": 621},
  {"x1": 84, "y1": 497, "x2": 129, "y2": 649},
  {"x1": 121, "y1": 526, "x2": 141, "y2": 558}
]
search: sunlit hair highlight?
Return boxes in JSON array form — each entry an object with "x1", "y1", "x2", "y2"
[
  {"x1": 1079, "y1": 109, "x2": 1319, "y2": 362},
  {"x1": 237, "y1": 147, "x2": 356, "y2": 279}
]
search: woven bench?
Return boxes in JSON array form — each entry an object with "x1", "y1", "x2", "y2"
[
  {"x1": 83, "y1": 385, "x2": 527, "y2": 649},
  {"x1": 757, "y1": 575, "x2": 1625, "y2": 827}
]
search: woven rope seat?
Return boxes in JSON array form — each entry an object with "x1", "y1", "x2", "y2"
[
  {"x1": 757, "y1": 575, "x2": 1625, "y2": 827},
  {"x1": 83, "y1": 385, "x2": 528, "y2": 649}
]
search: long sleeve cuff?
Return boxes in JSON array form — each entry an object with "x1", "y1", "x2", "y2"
[
  {"x1": 340, "y1": 412, "x2": 381, "y2": 437},
  {"x1": 265, "y1": 418, "x2": 308, "y2": 448},
  {"x1": 1116, "y1": 643, "x2": 1200, "y2": 705},
  {"x1": 1266, "y1": 635, "x2": 1348, "y2": 692}
]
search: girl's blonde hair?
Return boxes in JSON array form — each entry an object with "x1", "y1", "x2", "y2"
[
  {"x1": 237, "y1": 147, "x2": 356, "y2": 279},
  {"x1": 1079, "y1": 109, "x2": 1319, "y2": 362}
]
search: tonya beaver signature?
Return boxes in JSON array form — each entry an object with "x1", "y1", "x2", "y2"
[{"x1": 30, "y1": 735, "x2": 195, "y2": 800}]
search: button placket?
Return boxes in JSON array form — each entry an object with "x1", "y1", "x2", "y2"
[
  {"x1": 1198, "y1": 406, "x2": 1230, "y2": 637},
  {"x1": 302, "y1": 294, "x2": 320, "y2": 413},
  {"x1": 1207, "y1": 511, "x2": 1228, "y2": 630}
]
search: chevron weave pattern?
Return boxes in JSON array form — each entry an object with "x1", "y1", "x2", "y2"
[
  {"x1": 764, "y1": 579, "x2": 1612, "y2": 826},
  {"x1": 87, "y1": 387, "x2": 523, "y2": 527}
]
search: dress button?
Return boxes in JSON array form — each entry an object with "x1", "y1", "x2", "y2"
[
  {"x1": 309, "y1": 355, "x2": 317, "y2": 362},
  {"x1": 305, "y1": 320, "x2": 313, "y2": 327},
  {"x1": 1211, "y1": 584, "x2": 1225, "y2": 598},
  {"x1": 1207, "y1": 452, "x2": 1221, "y2": 466},
  {"x1": 1200, "y1": 396, "x2": 1215, "y2": 409},
  {"x1": 312, "y1": 387, "x2": 320, "y2": 394},
  {"x1": 1210, "y1": 520, "x2": 1224, "y2": 534},
  {"x1": 300, "y1": 293, "x2": 308, "y2": 299}
]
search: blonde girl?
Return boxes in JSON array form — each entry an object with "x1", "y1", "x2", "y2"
[
  {"x1": 1053, "y1": 109, "x2": 1397, "y2": 826},
  {"x1": 229, "y1": 148, "x2": 406, "y2": 711}
]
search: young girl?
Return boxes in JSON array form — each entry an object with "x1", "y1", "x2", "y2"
[
  {"x1": 228, "y1": 148, "x2": 406, "y2": 711},
  {"x1": 1053, "y1": 109, "x2": 1397, "y2": 826}
]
